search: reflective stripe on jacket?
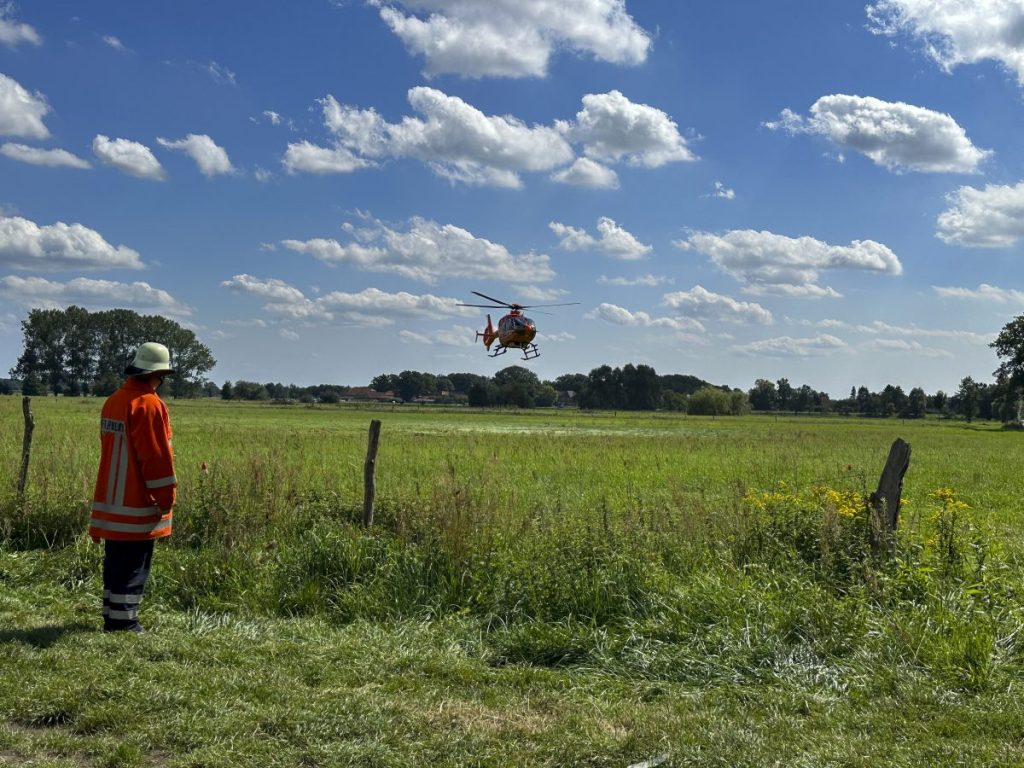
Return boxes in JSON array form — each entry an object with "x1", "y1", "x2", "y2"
[{"x1": 90, "y1": 378, "x2": 176, "y2": 541}]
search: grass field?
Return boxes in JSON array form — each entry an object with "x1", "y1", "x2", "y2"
[{"x1": 2, "y1": 397, "x2": 1024, "y2": 766}]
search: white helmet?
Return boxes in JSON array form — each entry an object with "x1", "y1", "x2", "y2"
[{"x1": 125, "y1": 342, "x2": 175, "y2": 375}]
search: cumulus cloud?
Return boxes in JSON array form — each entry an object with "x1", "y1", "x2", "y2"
[
  {"x1": 868, "y1": 0, "x2": 1024, "y2": 86},
  {"x1": 0, "y1": 214, "x2": 143, "y2": 270},
  {"x1": 0, "y1": 73, "x2": 49, "y2": 139},
  {"x1": 766, "y1": 94, "x2": 990, "y2": 173},
  {"x1": 563, "y1": 90, "x2": 696, "y2": 167},
  {"x1": 291, "y1": 88, "x2": 689, "y2": 188},
  {"x1": 282, "y1": 215, "x2": 555, "y2": 285},
  {"x1": 585, "y1": 302, "x2": 706, "y2": 333},
  {"x1": 157, "y1": 134, "x2": 235, "y2": 176},
  {"x1": 93, "y1": 135, "x2": 165, "y2": 180},
  {"x1": 282, "y1": 140, "x2": 374, "y2": 175},
  {"x1": 223, "y1": 274, "x2": 472, "y2": 324},
  {"x1": 0, "y1": 4, "x2": 40, "y2": 47},
  {"x1": 933, "y1": 283, "x2": 1024, "y2": 303},
  {"x1": 598, "y1": 274, "x2": 673, "y2": 287},
  {"x1": 550, "y1": 157, "x2": 619, "y2": 188},
  {"x1": 937, "y1": 180, "x2": 1024, "y2": 247},
  {"x1": 374, "y1": 0, "x2": 651, "y2": 78},
  {"x1": 661, "y1": 285, "x2": 773, "y2": 325},
  {"x1": 1, "y1": 143, "x2": 91, "y2": 169},
  {"x1": 732, "y1": 334, "x2": 848, "y2": 357},
  {"x1": 0, "y1": 276, "x2": 186, "y2": 315},
  {"x1": 549, "y1": 217, "x2": 651, "y2": 260},
  {"x1": 675, "y1": 229, "x2": 901, "y2": 297}
]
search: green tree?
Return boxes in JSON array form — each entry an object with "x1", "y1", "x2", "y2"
[
  {"x1": 957, "y1": 376, "x2": 980, "y2": 422},
  {"x1": 370, "y1": 373, "x2": 399, "y2": 393},
  {"x1": 687, "y1": 387, "x2": 732, "y2": 415},
  {"x1": 221, "y1": 381, "x2": 234, "y2": 400},
  {"x1": 748, "y1": 378, "x2": 777, "y2": 411},
  {"x1": 906, "y1": 387, "x2": 927, "y2": 419},
  {"x1": 776, "y1": 378, "x2": 793, "y2": 411},
  {"x1": 620, "y1": 363, "x2": 661, "y2": 410}
]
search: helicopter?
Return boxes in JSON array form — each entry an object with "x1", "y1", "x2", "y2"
[{"x1": 457, "y1": 291, "x2": 580, "y2": 360}]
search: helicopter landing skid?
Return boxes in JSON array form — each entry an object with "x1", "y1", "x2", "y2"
[
  {"x1": 487, "y1": 346, "x2": 508, "y2": 358},
  {"x1": 520, "y1": 344, "x2": 540, "y2": 361}
]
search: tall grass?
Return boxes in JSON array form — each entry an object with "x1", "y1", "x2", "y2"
[{"x1": 3, "y1": 397, "x2": 1024, "y2": 696}]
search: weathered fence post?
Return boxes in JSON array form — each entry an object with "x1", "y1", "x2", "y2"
[
  {"x1": 17, "y1": 396, "x2": 35, "y2": 500},
  {"x1": 362, "y1": 419, "x2": 382, "y2": 527},
  {"x1": 869, "y1": 437, "x2": 911, "y2": 558}
]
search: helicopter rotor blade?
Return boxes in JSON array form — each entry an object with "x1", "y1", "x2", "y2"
[
  {"x1": 470, "y1": 290, "x2": 514, "y2": 307},
  {"x1": 515, "y1": 302, "x2": 582, "y2": 309},
  {"x1": 455, "y1": 303, "x2": 506, "y2": 308}
]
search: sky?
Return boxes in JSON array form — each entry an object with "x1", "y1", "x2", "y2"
[{"x1": 1, "y1": 0, "x2": 1023, "y2": 394}]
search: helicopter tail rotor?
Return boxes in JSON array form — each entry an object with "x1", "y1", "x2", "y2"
[{"x1": 475, "y1": 314, "x2": 497, "y2": 350}]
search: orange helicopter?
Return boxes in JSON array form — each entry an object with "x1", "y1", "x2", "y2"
[{"x1": 457, "y1": 291, "x2": 580, "y2": 360}]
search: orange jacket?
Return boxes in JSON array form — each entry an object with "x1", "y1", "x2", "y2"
[{"x1": 90, "y1": 378, "x2": 176, "y2": 541}]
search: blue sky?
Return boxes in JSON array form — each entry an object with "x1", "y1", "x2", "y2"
[{"x1": 2, "y1": 0, "x2": 1023, "y2": 393}]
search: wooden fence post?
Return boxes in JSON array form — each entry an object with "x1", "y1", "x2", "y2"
[
  {"x1": 17, "y1": 396, "x2": 35, "y2": 500},
  {"x1": 869, "y1": 437, "x2": 911, "y2": 557},
  {"x1": 363, "y1": 419, "x2": 382, "y2": 527}
]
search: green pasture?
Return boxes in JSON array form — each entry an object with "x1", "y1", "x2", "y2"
[{"x1": 2, "y1": 397, "x2": 1024, "y2": 766}]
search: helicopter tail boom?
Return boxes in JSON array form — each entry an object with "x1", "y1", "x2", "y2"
[{"x1": 475, "y1": 314, "x2": 497, "y2": 350}]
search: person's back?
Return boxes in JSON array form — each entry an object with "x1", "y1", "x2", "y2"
[
  {"x1": 90, "y1": 342, "x2": 177, "y2": 632},
  {"x1": 91, "y1": 378, "x2": 175, "y2": 540}
]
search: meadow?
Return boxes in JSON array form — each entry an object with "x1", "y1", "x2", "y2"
[{"x1": 2, "y1": 396, "x2": 1024, "y2": 767}]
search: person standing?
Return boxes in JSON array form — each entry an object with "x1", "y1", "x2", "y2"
[{"x1": 90, "y1": 342, "x2": 177, "y2": 633}]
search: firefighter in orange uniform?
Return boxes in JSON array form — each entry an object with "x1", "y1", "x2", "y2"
[{"x1": 90, "y1": 342, "x2": 177, "y2": 633}]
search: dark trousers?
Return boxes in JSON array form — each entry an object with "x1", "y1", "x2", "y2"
[{"x1": 102, "y1": 539, "x2": 154, "y2": 631}]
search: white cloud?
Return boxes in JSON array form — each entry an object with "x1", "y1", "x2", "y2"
[
  {"x1": 585, "y1": 302, "x2": 706, "y2": 333},
  {"x1": 865, "y1": 338, "x2": 954, "y2": 358},
  {"x1": 810, "y1": 317, "x2": 992, "y2": 345},
  {"x1": 103, "y1": 35, "x2": 127, "y2": 51},
  {"x1": 676, "y1": 229, "x2": 901, "y2": 296},
  {"x1": 550, "y1": 157, "x2": 619, "y2": 188},
  {"x1": 298, "y1": 88, "x2": 688, "y2": 188},
  {"x1": 564, "y1": 90, "x2": 696, "y2": 167},
  {"x1": 0, "y1": 4, "x2": 40, "y2": 47},
  {"x1": 93, "y1": 135, "x2": 166, "y2": 180},
  {"x1": 0, "y1": 276, "x2": 187, "y2": 315},
  {"x1": 515, "y1": 285, "x2": 570, "y2": 302},
  {"x1": 1, "y1": 143, "x2": 91, "y2": 169},
  {"x1": 263, "y1": 110, "x2": 282, "y2": 126},
  {"x1": 732, "y1": 334, "x2": 847, "y2": 357},
  {"x1": 374, "y1": 0, "x2": 651, "y2": 78},
  {"x1": 279, "y1": 328, "x2": 300, "y2": 341},
  {"x1": 0, "y1": 73, "x2": 49, "y2": 139},
  {"x1": 933, "y1": 283, "x2": 1024, "y2": 303},
  {"x1": 282, "y1": 140, "x2": 374, "y2": 175},
  {"x1": 661, "y1": 285, "x2": 773, "y2": 325},
  {"x1": 598, "y1": 274, "x2": 673, "y2": 287},
  {"x1": 937, "y1": 180, "x2": 1024, "y2": 247},
  {"x1": 742, "y1": 283, "x2": 843, "y2": 299},
  {"x1": 223, "y1": 275, "x2": 471, "y2": 324},
  {"x1": 549, "y1": 217, "x2": 651, "y2": 260},
  {"x1": 318, "y1": 88, "x2": 573, "y2": 188},
  {"x1": 157, "y1": 134, "x2": 235, "y2": 176},
  {"x1": 282, "y1": 215, "x2": 555, "y2": 285},
  {"x1": 254, "y1": 167, "x2": 274, "y2": 183},
  {"x1": 766, "y1": 94, "x2": 990, "y2": 173},
  {"x1": 868, "y1": 0, "x2": 1024, "y2": 86},
  {"x1": 0, "y1": 214, "x2": 143, "y2": 270},
  {"x1": 708, "y1": 181, "x2": 734, "y2": 199}
]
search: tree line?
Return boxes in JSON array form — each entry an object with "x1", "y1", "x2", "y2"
[
  {"x1": 9, "y1": 307, "x2": 215, "y2": 398},
  {"x1": 6, "y1": 309, "x2": 1024, "y2": 423}
]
